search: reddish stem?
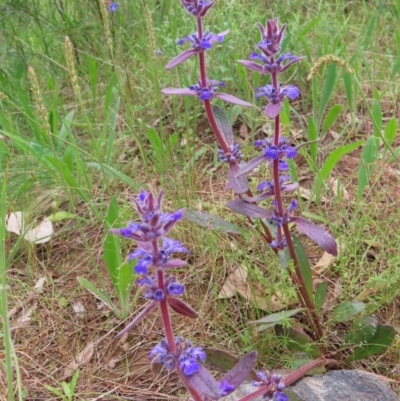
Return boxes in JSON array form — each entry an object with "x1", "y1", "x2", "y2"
[
  {"x1": 237, "y1": 358, "x2": 335, "y2": 401},
  {"x1": 270, "y1": 69, "x2": 324, "y2": 340}
]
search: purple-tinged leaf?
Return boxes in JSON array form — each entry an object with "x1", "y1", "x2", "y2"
[
  {"x1": 214, "y1": 93, "x2": 253, "y2": 107},
  {"x1": 165, "y1": 49, "x2": 198, "y2": 69},
  {"x1": 237, "y1": 60, "x2": 265, "y2": 74},
  {"x1": 226, "y1": 199, "x2": 273, "y2": 219},
  {"x1": 185, "y1": 364, "x2": 221, "y2": 400},
  {"x1": 183, "y1": 209, "x2": 245, "y2": 234},
  {"x1": 167, "y1": 297, "x2": 199, "y2": 319},
  {"x1": 162, "y1": 258, "x2": 187, "y2": 269},
  {"x1": 219, "y1": 351, "x2": 257, "y2": 390},
  {"x1": 227, "y1": 162, "x2": 249, "y2": 194},
  {"x1": 212, "y1": 105, "x2": 233, "y2": 145},
  {"x1": 203, "y1": 348, "x2": 258, "y2": 379},
  {"x1": 161, "y1": 88, "x2": 196, "y2": 96},
  {"x1": 116, "y1": 302, "x2": 157, "y2": 338},
  {"x1": 282, "y1": 182, "x2": 299, "y2": 192},
  {"x1": 237, "y1": 155, "x2": 266, "y2": 176},
  {"x1": 265, "y1": 102, "x2": 282, "y2": 119},
  {"x1": 292, "y1": 217, "x2": 338, "y2": 256},
  {"x1": 241, "y1": 192, "x2": 274, "y2": 203}
]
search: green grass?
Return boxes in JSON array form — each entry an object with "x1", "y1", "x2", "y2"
[{"x1": 0, "y1": 0, "x2": 400, "y2": 399}]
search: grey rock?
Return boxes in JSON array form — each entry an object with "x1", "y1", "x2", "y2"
[{"x1": 222, "y1": 370, "x2": 400, "y2": 401}]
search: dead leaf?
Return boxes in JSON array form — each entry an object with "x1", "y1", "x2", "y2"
[
  {"x1": 218, "y1": 265, "x2": 248, "y2": 299},
  {"x1": 11, "y1": 304, "x2": 36, "y2": 329},
  {"x1": 298, "y1": 187, "x2": 329, "y2": 203},
  {"x1": 34, "y1": 277, "x2": 46, "y2": 290},
  {"x1": 24, "y1": 218, "x2": 53, "y2": 244},
  {"x1": 330, "y1": 130, "x2": 340, "y2": 140},
  {"x1": 6, "y1": 213, "x2": 54, "y2": 244},
  {"x1": 328, "y1": 178, "x2": 350, "y2": 200},
  {"x1": 6, "y1": 212, "x2": 24, "y2": 235},
  {"x1": 62, "y1": 342, "x2": 94, "y2": 380},
  {"x1": 239, "y1": 124, "x2": 249, "y2": 141},
  {"x1": 72, "y1": 301, "x2": 85, "y2": 319},
  {"x1": 218, "y1": 265, "x2": 286, "y2": 311},
  {"x1": 313, "y1": 251, "x2": 337, "y2": 274}
]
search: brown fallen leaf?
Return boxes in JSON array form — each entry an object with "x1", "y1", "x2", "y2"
[
  {"x1": 313, "y1": 251, "x2": 337, "y2": 274},
  {"x1": 218, "y1": 265, "x2": 248, "y2": 299},
  {"x1": 298, "y1": 187, "x2": 329, "y2": 203},
  {"x1": 62, "y1": 342, "x2": 94, "y2": 380},
  {"x1": 218, "y1": 265, "x2": 286, "y2": 311},
  {"x1": 328, "y1": 178, "x2": 350, "y2": 200}
]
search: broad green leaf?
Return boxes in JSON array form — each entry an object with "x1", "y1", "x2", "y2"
[
  {"x1": 318, "y1": 64, "x2": 337, "y2": 128},
  {"x1": 77, "y1": 277, "x2": 116, "y2": 314},
  {"x1": 292, "y1": 236, "x2": 313, "y2": 301},
  {"x1": 275, "y1": 325, "x2": 320, "y2": 358},
  {"x1": 48, "y1": 212, "x2": 76, "y2": 222},
  {"x1": 248, "y1": 308, "x2": 306, "y2": 326},
  {"x1": 314, "y1": 140, "x2": 363, "y2": 195},
  {"x1": 314, "y1": 281, "x2": 328, "y2": 313},
  {"x1": 384, "y1": 118, "x2": 398, "y2": 149},
  {"x1": 362, "y1": 13, "x2": 377, "y2": 49},
  {"x1": 343, "y1": 316, "x2": 377, "y2": 346},
  {"x1": 104, "y1": 196, "x2": 122, "y2": 289},
  {"x1": 332, "y1": 301, "x2": 365, "y2": 323},
  {"x1": 56, "y1": 110, "x2": 75, "y2": 150},
  {"x1": 345, "y1": 317, "x2": 396, "y2": 362},
  {"x1": 291, "y1": 353, "x2": 325, "y2": 376},
  {"x1": 183, "y1": 209, "x2": 245, "y2": 234},
  {"x1": 322, "y1": 104, "x2": 343, "y2": 135},
  {"x1": 147, "y1": 128, "x2": 164, "y2": 163},
  {"x1": 117, "y1": 261, "x2": 136, "y2": 319},
  {"x1": 358, "y1": 136, "x2": 377, "y2": 198}
]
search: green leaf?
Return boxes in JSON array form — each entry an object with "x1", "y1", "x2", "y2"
[
  {"x1": 117, "y1": 261, "x2": 136, "y2": 319},
  {"x1": 358, "y1": 136, "x2": 377, "y2": 198},
  {"x1": 342, "y1": 71, "x2": 353, "y2": 113},
  {"x1": 343, "y1": 316, "x2": 377, "y2": 346},
  {"x1": 371, "y1": 99, "x2": 382, "y2": 141},
  {"x1": 314, "y1": 281, "x2": 327, "y2": 313},
  {"x1": 384, "y1": 117, "x2": 398, "y2": 149},
  {"x1": 77, "y1": 277, "x2": 117, "y2": 315},
  {"x1": 332, "y1": 301, "x2": 365, "y2": 323},
  {"x1": 104, "y1": 196, "x2": 122, "y2": 289},
  {"x1": 249, "y1": 308, "x2": 306, "y2": 326},
  {"x1": 313, "y1": 140, "x2": 363, "y2": 195},
  {"x1": 318, "y1": 63, "x2": 337, "y2": 128},
  {"x1": 292, "y1": 236, "x2": 313, "y2": 301},
  {"x1": 183, "y1": 209, "x2": 245, "y2": 234},
  {"x1": 147, "y1": 128, "x2": 164, "y2": 163},
  {"x1": 322, "y1": 104, "x2": 343, "y2": 135},
  {"x1": 291, "y1": 352, "x2": 325, "y2": 376},
  {"x1": 345, "y1": 317, "x2": 396, "y2": 362},
  {"x1": 48, "y1": 212, "x2": 76, "y2": 222},
  {"x1": 275, "y1": 325, "x2": 320, "y2": 358}
]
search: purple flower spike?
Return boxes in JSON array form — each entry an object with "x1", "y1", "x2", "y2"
[
  {"x1": 257, "y1": 18, "x2": 286, "y2": 56},
  {"x1": 165, "y1": 30, "x2": 229, "y2": 69},
  {"x1": 162, "y1": 80, "x2": 252, "y2": 107},
  {"x1": 180, "y1": 0, "x2": 215, "y2": 17}
]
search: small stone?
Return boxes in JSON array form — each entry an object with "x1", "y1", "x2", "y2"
[{"x1": 222, "y1": 370, "x2": 400, "y2": 401}]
